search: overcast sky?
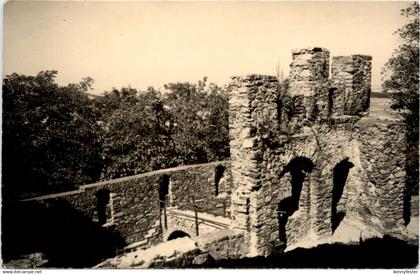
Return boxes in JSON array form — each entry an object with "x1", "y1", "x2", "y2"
[{"x1": 4, "y1": 1, "x2": 411, "y2": 94}]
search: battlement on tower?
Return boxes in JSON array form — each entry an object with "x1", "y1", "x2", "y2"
[
  {"x1": 228, "y1": 47, "x2": 405, "y2": 257},
  {"x1": 286, "y1": 47, "x2": 373, "y2": 126}
]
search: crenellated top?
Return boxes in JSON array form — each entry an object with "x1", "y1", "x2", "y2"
[
  {"x1": 228, "y1": 46, "x2": 373, "y2": 131},
  {"x1": 291, "y1": 47, "x2": 329, "y2": 55}
]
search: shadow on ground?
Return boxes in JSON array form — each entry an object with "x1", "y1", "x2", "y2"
[
  {"x1": 2, "y1": 199, "x2": 126, "y2": 268},
  {"x1": 205, "y1": 236, "x2": 418, "y2": 268}
]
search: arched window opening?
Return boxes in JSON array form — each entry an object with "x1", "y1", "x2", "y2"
[
  {"x1": 331, "y1": 158, "x2": 354, "y2": 232},
  {"x1": 278, "y1": 156, "x2": 314, "y2": 244}
]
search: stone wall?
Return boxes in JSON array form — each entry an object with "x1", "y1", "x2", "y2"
[
  {"x1": 255, "y1": 123, "x2": 357, "y2": 250},
  {"x1": 331, "y1": 55, "x2": 372, "y2": 115},
  {"x1": 195, "y1": 230, "x2": 248, "y2": 260},
  {"x1": 97, "y1": 230, "x2": 248, "y2": 268},
  {"x1": 163, "y1": 209, "x2": 231, "y2": 240},
  {"x1": 227, "y1": 47, "x2": 407, "y2": 256},
  {"x1": 240, "y1": 118, "x2": 407, "y2": 254},
  {"x1": 16, "y1": 161, "x2": 233, "y2": 266},
  {"x1": 227, "y1": 74, "x2": 278, "y2": 255},
  {"x1": 20, "y1": 175, "x2": 162, "y2": 250},
  {"x1": 281, "y1": 122, "x2": 380, "y2": 246},
  {"x1": 357, "y1": 119, "x2": 407, "y2": 232},
  {"x1": 11, "y1": 46, "x2": 410, "y2": 266},
  {"x1": 169, "y1": 161, "x2": 232, "y2": 216},
  {"x1": 289, "y1": 47, "x2": 330, "y2": 124}
]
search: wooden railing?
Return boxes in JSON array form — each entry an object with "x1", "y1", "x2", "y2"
[{"x1": 160, "y1": 199, "x2": 230, "y2": 237}]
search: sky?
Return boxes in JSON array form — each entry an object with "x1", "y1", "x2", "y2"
[{"x1": 4, "y1": 1, "x2": 411, "y2": 95}]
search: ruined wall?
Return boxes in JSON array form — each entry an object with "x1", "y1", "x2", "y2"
[
  {"x1": 13, "y1": 46, "x2": 409, "y2": 265},
  {"x1": 18, "y1": 161, "x2": 233, "y2": 259},
  {"x1": 280, "y1": 123, "x2": 377, "y2": 246},
  {"x1": 227, "y1": 47, "x2": 407, "y2": 256},
  {"x1": 243, "y1": 118, "x2": 407, "y2": 253},
  {"x1": 195, "y1": 230, "x2": 249, "y2": 260},
  {"x1": 357, "y1": 119, "x2": 407, "y2": 232},
  {"x1": 169, "y1": 161, "x2": 232, "y2": 216},
  {"x1": 163, "y1": 209, "x2": 231, "y2": 240},
  {"x1": 21, "y1": 174, "x2": 162, "y2": 251},
  {"x1": 289, "y1": 47, "x2": 330, "y2": 124},
  {"x1": 227, "y1": 74, "x2": 278, "y2": 256},
  {"x1": 331, "y1": 55, "x2": 372, "y2": 115}
]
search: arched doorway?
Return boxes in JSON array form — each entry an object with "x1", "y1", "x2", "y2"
[
  {"x1": 167, "y1": 230, "x2": 190, "y2": 241},
  {"x1": 278, "y1": 156, "x2": 315, "y2": 244},
  {"x1": 331, "y1": 158, "x2": 354, "y2": 232}
]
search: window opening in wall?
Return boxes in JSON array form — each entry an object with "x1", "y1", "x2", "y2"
[
  {"x1": 167, "y1": 230, "x2": 190, "y2": 241},
  {"x1": 214, "y1": 165, "x2": 226, "y2": 196},
  {"x1": 328, "y1": 88, "x2": 336, "y2": 116},
  {"x1": 332, "y1": 158, "x2": 354, "y2": 232},
  {"x1": 96, "y1": 188, "x2": 111, "y2": 225},
  {"x1": 159, "y1": 175, "x2": 170, "y2": 210},
  {"x1": 278, "y1": 156, "x2": 314, "y2": 244}
]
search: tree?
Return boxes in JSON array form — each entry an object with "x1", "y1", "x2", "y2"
[
  {"x1": 99, "y1": 87, "x2": 174, "y2": 179},
  {"x1": 93, "y1": 87, "x2": 139, "y2": 120},
  {"x1": 3, "y1": 71, "x2": 231, "y2": 198},
  {"x1": 2, "y1": 71, "x2": 103, "y2": 199},
  {"x1": 202, "y1": 83, "x2": 230, "y2": 161},
  {"x1": 97, "y1": 78, "x2": 230, "y2": 179},
  {"x1": 163, "y1": 78, "x2": 229, "y2": 165},
  {"x1": 382, "y1": 2, "x2": 419, "y2": 117},
  {"x1": 382, "y1": 2, "x2": 419, "y2": 197}
]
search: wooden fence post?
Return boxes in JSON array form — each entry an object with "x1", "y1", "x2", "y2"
[{"x1": 194, "y1": 208, "x2": 199, "y2": 236}]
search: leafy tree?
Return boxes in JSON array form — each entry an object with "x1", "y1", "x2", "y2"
[
  {"x1": 382, "y1": 2, "x2": 419, "y2": 116},
  {"x1": 99, "y1": 87, "x2": 174, "y2": 179},
  {"x1": 201, "y1": 83, "x2": 230, "y2": 161},
  {"x1": 98, "y1": 78, "x2": 229, "y2": 179},
  {"x1": 382, "y1": 2, "x2": 419, "y2": 195},
  {"x1": 93, "y1": 87, "x2": 139, "y2": 120},
  {"x1": 3, "y1": 72, "x2": 230, "y2": 198},
  {"x1": 163, "y1": 78, "x2": 229, "y2": 165},
  {"x1": 2, "y1": 71, "x2": 103, "y2": 199}
]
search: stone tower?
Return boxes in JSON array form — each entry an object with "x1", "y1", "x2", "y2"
[
  {"x1": 331, "y1": 55, "x2": 372, "y2": 115},
  {"x1": 288, "y1": 47, "x2": 330, "y2": 124}
]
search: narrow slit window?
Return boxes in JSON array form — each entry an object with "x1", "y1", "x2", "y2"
[
  {"x1": 214, "y1": 165, "x2": 226, "y2": 196},
  {"x1": 159, "y1": 175, "x2": 170, "y2": 210},
  {"x1": 96, "y1": 188, "x2": 110, "y2": 225}
]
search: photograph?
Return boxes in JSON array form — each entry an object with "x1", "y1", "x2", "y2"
[{"x1": 2, "y1": 0, "x2": 419, "y2": 270}]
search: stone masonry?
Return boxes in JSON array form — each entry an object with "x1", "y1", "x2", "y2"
[
  {"x1": 331, "y1": 55, "x2": 372, "y2": 115},
  {"x1": 227, "y1": 75, "x2": 278, "y2": 255},
  {"x1": 289, "y1": 47, "x2": 330, "y2": 125},
  {"x1": 228, "y1": 47, "x2": 407, "y2": 256},
  {"x1": 12, "y1": 47, "x2": 410, "y2": 266},
  {"x1": 14, "y1": 161, "x2": 232, "y2": 264}
]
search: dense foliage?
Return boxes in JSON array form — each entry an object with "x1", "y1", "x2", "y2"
[
  {"x1": 97, "y1": 87, "x2": 175, "y2": 179},
  {"x1": 382, "y1": 2, "x2": 419, "y2": 119},
  {"x1": 3, "y1": 72, "x2": 229, "y2": 198},
  {"x1": 3, "y1": 71, "x2": 103, "y2": 199},
  {"x1": 382, "y1": 2, "x2": 419, "y2": 194},
  {"x1": 163, "y1": 78, "x2": 229, "y2": 166}
]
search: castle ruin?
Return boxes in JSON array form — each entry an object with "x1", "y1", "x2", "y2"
[
  {"x1": 13, "y1": 47, "x2": 411, "y2": 266},
  {"x1": 229, "y1": 47, "x2": 405, "y2": 256}
]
